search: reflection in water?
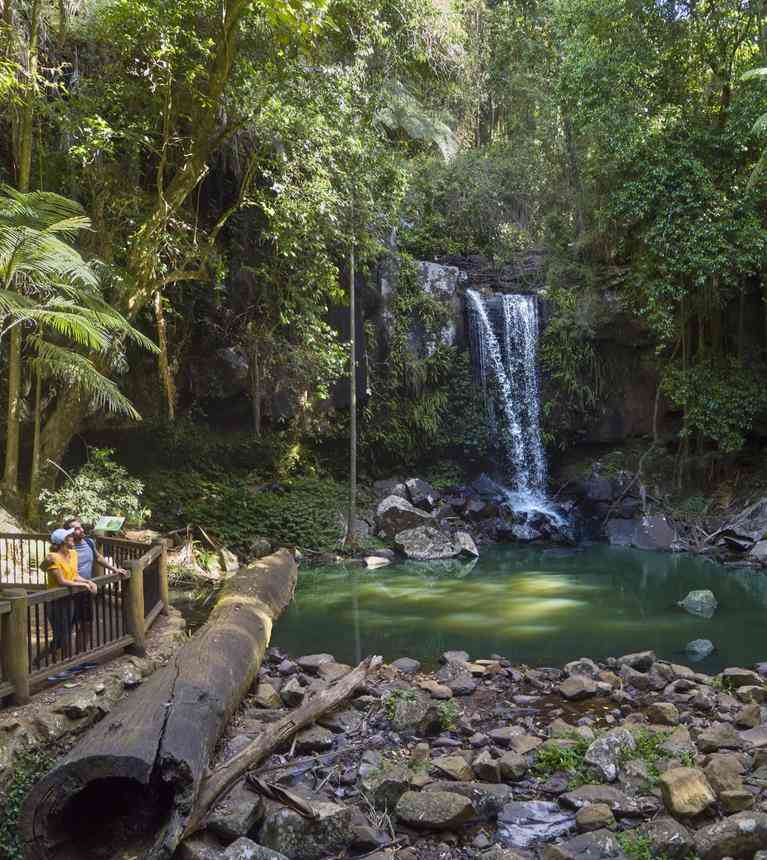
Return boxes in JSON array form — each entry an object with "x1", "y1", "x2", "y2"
[{"x1": 273, "y1": 545, "x2": 767, "y2": 672}]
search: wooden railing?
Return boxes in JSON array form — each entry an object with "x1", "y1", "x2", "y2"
[{"x1": 0, "y1": 533, "x2": 169, "y2": 706}]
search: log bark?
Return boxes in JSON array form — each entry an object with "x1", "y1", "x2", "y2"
[{"x1": 21, "y1": 549, "x2": 298, "y2": 860}]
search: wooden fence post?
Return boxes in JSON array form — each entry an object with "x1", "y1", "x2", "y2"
[
  {"x1": 1, "y1": 589, "x2": 30, "y2": 705},
  {"x1": 156, "y1": 539, "x2": 170, "y2": 615},
  {"x1": 124, "y1": 559, "x2": 147, "y2": 656}
]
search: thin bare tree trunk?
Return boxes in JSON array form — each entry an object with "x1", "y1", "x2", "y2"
[
  {"x1": 26, "y1": 365, "x2": 42, "y2": 521},
  {"x1": 250, "y1": 340, "x2": 261, "y2": 437},
  {"x1": 347, "y1": 242, "x2": 357, "y2": 547},
  {"x1": 3, "y1": 0, "x2": 39, "y2": 496},
  {"x1": 154, "y1": 289, "x2": 176, "y2": 421}
]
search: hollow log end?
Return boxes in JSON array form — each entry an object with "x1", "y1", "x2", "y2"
[{"x1": 21, "y1": 755, "x2": 167, "y2": 860}]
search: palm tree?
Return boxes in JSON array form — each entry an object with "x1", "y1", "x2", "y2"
[{"x1": 0, "y1": 186, "x2": 156, "y2": 510}]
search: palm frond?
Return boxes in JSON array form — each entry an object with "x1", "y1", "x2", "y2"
[
  {"x1": 31, "y1": 340, "x2": 142, "y2": 420},
  {"x1": 22, "y1": 307, "x2": 110, "y2": 350}
]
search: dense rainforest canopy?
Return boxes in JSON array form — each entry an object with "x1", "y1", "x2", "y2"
[{"x1": 3, "y1": 0, "x2": 767, "y2": 535}]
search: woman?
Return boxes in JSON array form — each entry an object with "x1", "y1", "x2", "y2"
[{"x1": 36, "y1": 527, "x2": 97, "y2": 666}]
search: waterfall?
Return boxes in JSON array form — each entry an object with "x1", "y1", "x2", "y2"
[{"x1": 467, "y1": 289, "x2": 550, "y2": 508}]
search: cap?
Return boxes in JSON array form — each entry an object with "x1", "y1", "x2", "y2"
[{"x1": 50, "y1": 527, "x2": 75, "y2": 545}]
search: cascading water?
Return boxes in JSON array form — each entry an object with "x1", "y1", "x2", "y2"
[{"x1": 467, "y1": 289, "x2": 560, "y2": 520}]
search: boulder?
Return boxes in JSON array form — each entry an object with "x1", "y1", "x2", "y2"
[
  {"x1": 405, "y1": 478, "x2": 440, "y2": 511},
  {"x1": 646, "y1": 703, "x2": 680, "y2": 726},
  {"x1": 207, "y1": 784, "x2": 265, "y2": 842},
  {"x1": 637, "y1": 818, "x2": 694, "y2": 859},
  {"x1": 437, "y1": 661, "x2": 478, "y2": 696},
  {"x1": 223, "y1": 840, "x2": 290, "y2": 860},
  {"x1": 395, "y1": 790, "x2": 474, "y2": 830},
  {"x1": 686, "y1": 639, "x2": 715, "y2": 661},
  {"x1": 392, "y1": 657, "x2": 421, "y2": 674},
  {"x1": 736, "y1": 685, "x2": 767, "y2": 704},
  {"x1": 658, "y1": 767, "x2": 716, "y2": 816},
  {"x1": 253, "y1": 683, "x2": 282, "y2": 710},
  {"x1": 509, "y1": 523, "x2": 544, "y2": 542},
  {"x1": 259, "y1": 801, "x2": 354, "y2": 860},
  {"x1": 678, "y1": 590, "x2": 718, "y2": 618},
  {"x1": 560, "y1": 676, "x2": 598, "y2": 701},
  {"x1": 618, "y1": 651, "x2": 655, "y2": 672},
  {"x1": 749, "y1": 540, "x2": 767, "y2": 563},
  {"x1": 456, "y1": 531, "x2": 480, "y2": 558},
  {"x1": 720, "y1": 790, "x2": 754, "y2": 813},
  {"x1": 560, "y1": 785, "x2": 639, "y2": 817},
  {"x1": 565, "y1": 659, "x2": 601, "y2": 679},
  {"x1": 394, "y1": 526, "x2": 460, "y2": 560},
  {"x1": 385, "y1": 690, "x2": 442, "y2": 736},
  {"x1": 722, "y1": 667, "x2": 765, "y2": 687},
  {"x1": 372, "y1": 479, "x2": 408, "y2": 499},
  {"x1": 694, "y1": 811, "x2": 767, "y2": 860},
  {"x1": 376, "y1": 495, "x2": 434, "y2": 538},
  {"x1": 433, "y1": 754, "x2": 474, "y2": 782},
  {"x1": 297, "y1": 653, "x2": 335, "y2": 672},
  {"x1": 721, "y1": 496, "x2": 767, "y2": 545},
  {"x1": 542, "y1": 829, "x2": 626, "y2": 860},
  {"x1": 294, "y1": 725, "x2": 334, "y2": 755},
  {"x1": 499, "y1": 751, "x2": 528, "y2": 782},
  {"x1": 498, "y1": 801, "x2": 577, "y2": 849},
  {"x1": 360, "y1": 762, "x2": 411, "y2": 809},
  {"x1": 585, "y1": 729, "x2": 636, "y2": 782},
  {"x1": 734, "y1": 704, "x2": 762, "y2": 729},
  {"x1": 576, "y1": 804, "x2": 615, "y2": 833},
  {"x1": 704, "y1": 754, "x2": 745, "y2": 794},
  {"x1": 605, "y1": 517, "x2": 675, "y2": 551},
  {"x1": 473, "y1": 749, "x2": 501, "y2": 783},
  {"x1": 422, "y1": 780, "x2": 513, "y2": 819},
  {"x1": 697, "y1": 723, "x2": 743, "y2": 753}
]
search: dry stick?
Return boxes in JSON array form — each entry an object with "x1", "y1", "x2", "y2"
[
  {"x1": 177, "y1": 655, "x2": 383, "y2": 847},
  {"x1": 600, "y1": 442, "x2": 658, "y2": 528}
]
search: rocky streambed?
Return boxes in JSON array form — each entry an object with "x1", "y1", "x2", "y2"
[{"x1": 181, "y1": 648, "x2": 767, "y2": 860}]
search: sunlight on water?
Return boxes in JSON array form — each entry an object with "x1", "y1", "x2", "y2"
[{"x1": 272, "y1": 544, "x2": 767, "y2": 672}]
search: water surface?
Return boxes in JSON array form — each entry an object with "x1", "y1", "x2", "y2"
[{"x1": 272, "y1": 545, "x2": 767, "y2": 673}]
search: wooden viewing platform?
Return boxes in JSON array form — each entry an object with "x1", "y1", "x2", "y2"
[{"x1": 0, "y1": 532, "x2": 169, "y2": 706}]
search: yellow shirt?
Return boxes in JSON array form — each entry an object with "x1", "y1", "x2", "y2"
[{"x1": 46, "y1": 549, "x2": 78, "y2": 588}]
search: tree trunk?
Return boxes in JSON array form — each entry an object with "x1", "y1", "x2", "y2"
[
  {"x1": 347, "y1": 243, "x2": 357, "y2": 547},
  {"x1": 21, "y1": 549, "x2": 298, "y2": 860},
  {"x1": 2, "y1": 325, "x2": 22, "y2": 495},
  {"x1": 25, "y1": 366, "x2": 42, "y2": 521},
  {"x1": 563, "y1": 113, "x2": 586, "y2": 240},
  {"x1": 249, "y1": 339, "x2": 261, "y2": 437},
  {"x1": 154, "y1": 290, "x2": 176, "y2": 421}
]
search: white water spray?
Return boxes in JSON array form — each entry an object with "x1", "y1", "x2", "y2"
[{"x1": 467, "y1": 289, "x2": 559, "y2": 520}]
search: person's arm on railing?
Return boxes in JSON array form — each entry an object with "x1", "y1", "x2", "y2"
[
  {"x1": 46, "y1": 562, "x2": 97, "y2": 594},
  {"x1": 94, "y1": 552, "x2": 128, "y2": 578}
]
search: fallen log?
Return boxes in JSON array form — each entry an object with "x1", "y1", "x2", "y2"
[{"x1": 21, "y1": 548, "x2": 298, "y2": 860}]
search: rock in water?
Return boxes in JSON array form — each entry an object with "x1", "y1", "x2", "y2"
[
  {"x1": 394, "y1": 526, "x2": 460, "y2": 560},
  {"x1": 455, "y1": 531, "x2": 480, "y2": 557},
  {"x1": 678, "y1": 589, "x2": 718, "y2": 618},
  {"x1": 685, "y1": 639, "x2": 714, "y2": 660}
]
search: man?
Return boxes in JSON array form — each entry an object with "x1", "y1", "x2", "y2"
[
  {"x1": 64, "y1": 517, "x2": 130, "y2": 580},
  {"x1": 64, "y1": 517, "x2": 129, "y2": 643}
]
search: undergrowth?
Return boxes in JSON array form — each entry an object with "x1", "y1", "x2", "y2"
[
  {"x1": 534, "y1": 736, "x2": 593, "y2": 788},
  {"x1": 0, "y1": 750, "x2": 55, "y2": 860}
]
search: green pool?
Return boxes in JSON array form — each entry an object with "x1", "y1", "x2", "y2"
[{"x1": 272, "y1": 544, "x2": 767, "y2": 672}]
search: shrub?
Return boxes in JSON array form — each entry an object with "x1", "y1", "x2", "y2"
[{"x1": 39, "y1": 448, "x2": 150, "y2": 527}]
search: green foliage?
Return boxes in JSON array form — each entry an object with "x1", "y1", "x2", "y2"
[
  {"x1": 617, "y1": 832, "x2": 658, "y2": 860},
  {"x1": 618, "y1": 729, "x2": 673, "y2": 786},
  {"x1": 384, "y1": 688, "x2": 417, "y2": 720},
  {"x1": 39, "y1": 448, "x2": 149, "y2": 527},
  {"x1": 436, "y1": 699, "x2": 460, "y2": 730},
  {"x1": 533, "y1": 737, "x2": 593, "y2": 789},
  {"x1": 0, "y1": 749, "x2": 55, "y2": 860},
  {"x1": 361, "y1": 254, "x2": 491, "y2": 472},
  {"x1": 661, "y1": 359, "x2": 767, "y2": 454},
  {"x1": 144, "y1": 472, "x2": 360, "y2": 554}
]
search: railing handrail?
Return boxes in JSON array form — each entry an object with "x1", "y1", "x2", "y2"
[
  {"x1": 27, "y1": 571, "x2": 128, "y2": 606},
  {"x1": 0, "y1": 531, "x2": 154, "y2": 550}
]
